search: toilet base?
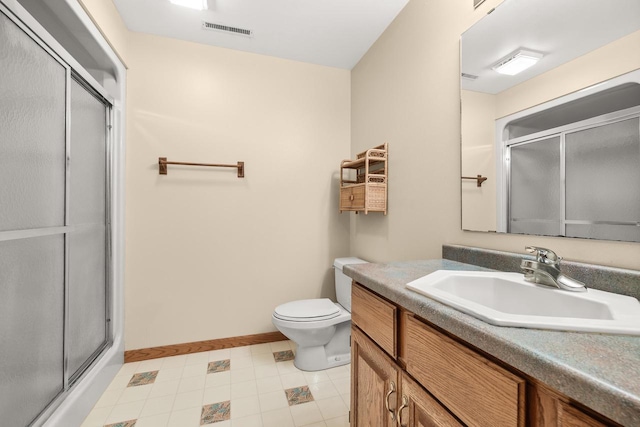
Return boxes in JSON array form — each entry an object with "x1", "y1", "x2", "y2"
[
  {"x1": 290, "y1": 320, "x2": 351, "y2": 371},
  {"x1": 292, "y1": 345, "x2": 350, "y2": 372}
]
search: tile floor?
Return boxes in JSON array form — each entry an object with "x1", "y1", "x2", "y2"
[{"x1": 81, "y1": 340, "x2": 350, "y2": 427}]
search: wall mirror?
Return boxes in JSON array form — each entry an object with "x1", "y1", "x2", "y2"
[{"x1": 460, "y1": 0, "x2": 640, "y2": 242}]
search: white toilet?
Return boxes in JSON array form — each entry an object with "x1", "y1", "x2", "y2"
[{"x1": 271, "y1": 257, "x2": 368, "y2": 371}]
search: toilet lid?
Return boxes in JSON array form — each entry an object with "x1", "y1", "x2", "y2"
[{"x1": 273, "y1": 298, "x2": 341, "y2": 322}]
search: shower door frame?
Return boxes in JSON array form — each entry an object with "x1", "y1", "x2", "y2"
[
  {"x1": 66, "y1": 72, "x2": 114, "y2": 386},
  {"x1": 504, "y1": 106, "x2": 640, "y2": 238},
  {"x1": 495, "y1": 69, "x2": 640, "y2": 234}
]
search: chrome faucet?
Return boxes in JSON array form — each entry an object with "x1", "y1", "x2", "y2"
[{"x1": 520, "y1": 246, "x2": 587, "y2": 292}]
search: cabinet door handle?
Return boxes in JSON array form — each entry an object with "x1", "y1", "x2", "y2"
[
  {"x1": 397, "y1": 395, "x2": 409, "y2": 427},
  {"x1": 349, "y1": 194, "x2": 354, "y2": 201},
  {"x1": 385, "y1": 381, "x2": 396, "y2": 421}
]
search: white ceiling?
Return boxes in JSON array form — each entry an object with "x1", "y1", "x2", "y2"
[
  {"x1": 111, "y1": 0, "x2": 409, "y2": 69},
  {"x1": 461, "y1": 0, "x2": 640, "y2": 94}
]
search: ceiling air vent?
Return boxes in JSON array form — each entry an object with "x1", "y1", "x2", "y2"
[
  {"x1": 461, "y1": 73, "x2": 479, "y2": 81},
  {"x1": 202, "y1": 21, "x2": 252, "y2": 37}
]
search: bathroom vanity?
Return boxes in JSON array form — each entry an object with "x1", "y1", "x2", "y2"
[{"x1": 346, "y1": 258, "x2": 640, "y2": 426}]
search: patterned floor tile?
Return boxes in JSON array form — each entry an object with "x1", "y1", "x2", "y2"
[
  {"x1": 284, "y1": 386, "x2": 314, "y2": 406},
  {"x1": 273, "y1": 350, "x2": 295, "y2": 362},
  {"x1": 201, "y1": 401, "x2": 231, "y2": 424},
  {"x1": 208, "y1": 360, "x2": 231, "y2": 374},
  {"x1": 128, "y1": 371, "x2": 158, "y2": 387},
  {"x1": 105, "y1": 420, "x2": 137, "y2": 427},
  {"x1": 86, "y1": 343, "x2": 350, "y2": 427}
]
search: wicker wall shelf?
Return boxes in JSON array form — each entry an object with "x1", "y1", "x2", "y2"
[{"x1": 339, "y1": 143, "x2": 388, "y2": 215}]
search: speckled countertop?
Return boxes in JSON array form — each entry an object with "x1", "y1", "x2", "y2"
[{"x1": 344, "y1": 259, "x2": 640, "y2": 427}]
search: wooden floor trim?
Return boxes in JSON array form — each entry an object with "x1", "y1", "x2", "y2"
[{"x1": 124, "y1": 331, "x2": 288, "y2": 363}]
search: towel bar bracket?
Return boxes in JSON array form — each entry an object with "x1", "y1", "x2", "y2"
[{"x1": 461, "y1": 174, "x2": 487, "y2": 187}]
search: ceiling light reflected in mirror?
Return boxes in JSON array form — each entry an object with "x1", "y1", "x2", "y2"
[
  {"x1": 492, "y1": 50, "x2": 543, "y2": 76},
  {"x1": 169, "y1": 0, "x2": 208, "y2": 11}
]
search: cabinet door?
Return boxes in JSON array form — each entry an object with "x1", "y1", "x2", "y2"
[
  {"x1": 558, "y1": 402, "x2": 608, "y2": 427},
  {"x1": 351, "y1": 326, "x2": 399, "y2": 427},
  {"x1": 404, "y1": 315, "x2": 525, "y2": 427},
  {"x1": 340, "y1": 185, "x2": 366, "y2": 211},
  {"x1": 339, "y1": 187, "x2": 352, "y2": 212},
  {"x1": 398, "y1": 372, "x2": 464, "y2": 427}
]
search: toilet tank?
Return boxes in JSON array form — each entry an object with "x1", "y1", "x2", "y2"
[{"x1": 333, "y1": 257, "x2": 368, "y2": 312}]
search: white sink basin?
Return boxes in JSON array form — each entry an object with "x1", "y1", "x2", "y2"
[{"x1": 406, "y1": 270, "x2": 640, "y2": 335}]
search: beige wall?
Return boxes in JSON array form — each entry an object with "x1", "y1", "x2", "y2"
[
  {"x1": 81, "y1": 0, "x2": 640, "y2": 351},
  {"x1": 81, "y1": 1, "x2": 351, "y2": 350},
  {"x1": 461, "y1": 90, "x2": 496, "y2": 231},
  {"x1": 123, "y1": 33, "x2": 351, "y2": 349},
  {"x1": 79, "y1": 0, "x2": 129, "y2": 64},
  {"x1": 351, "y1": 0, "x2": 640, "y2": 270}
]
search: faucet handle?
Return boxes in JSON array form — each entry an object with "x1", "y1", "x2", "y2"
[{"x1": 525, "y1": 246, "x2": 561, "y2": 265}]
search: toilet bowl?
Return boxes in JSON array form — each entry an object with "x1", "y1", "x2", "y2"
[{"x1": 271, "y1": 257, "x2": 367, "y2": 371}]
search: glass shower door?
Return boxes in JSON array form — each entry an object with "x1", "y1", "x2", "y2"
[
  {"x1": 67, "y1": 77, "x2": 110, "y2": 382},
  {"x1": 0, "y1": 10, "x2": 67, "y2": 426},
  {"x1": 508, "y1": 135, "x2": 563, "y2": 236},
  {"x1": 0, "y1": 7, "x2": 111, "y2": 426},
  {"x1": 565, "y1": 117, "x2": 640, "y2": 242}
]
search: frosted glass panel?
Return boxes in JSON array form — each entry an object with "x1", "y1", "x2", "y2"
[
  {"x1": 509, "y1": 136, "x2": 561, "y2": 234},
  {"x1": 0, "y1": 7, "x2": 112, "y2": 424},
  {"x1": 0, "y1": 12, "x2": 66, "y2": 232},
  {"x1": 567, "y1": 224, "x2": 640, "y2": 242},
  {"x1": 70, "y1": 79, "x2": 107, "y2": 226},
  {"x1": 0, "y1": 235, "x2": 65, "y2": 427},
  {"x1": 510, "y1": 220, "x2": 563, "y2": 237},
  {"x1": 68, "y1": 226, "x2": 107, "y2": 379},
  {"x1": 566, "y1": 118, "x2": 640, "y2": 222}
]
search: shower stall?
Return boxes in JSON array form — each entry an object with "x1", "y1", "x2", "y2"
[{"x1": 0, "y1": 0, "x2": 125, "y2": 425}]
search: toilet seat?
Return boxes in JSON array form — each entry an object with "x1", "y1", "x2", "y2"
[{"x1": 273, "y1": 298, "x2": 341, "y2": 322}]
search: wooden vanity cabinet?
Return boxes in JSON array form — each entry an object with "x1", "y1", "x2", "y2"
[
  {"x1": 351, "y1": 326, "x2": 461, "y2": 427},
  {"x1": 398, "y1": 372, "x2": 464, "y2": 427},
  {"x1": 528, "y1": 385, "x2": 611, "y2": 427},
  {"x1": 351, "y1": 283, "x2": 397, "y2": 358},
  {"x1": 351, "y1": 283, "x2": 462, "y2": 427},
  {"x1": 351, "y1": 283, "x2": 621, "y2": 427},
  {"x1": 557, "y1": 402, "x2": 608, "y2": 427},
  {"x1": 351, "y1": 326, "x2": 400, "y2": 427},
  {"x1": 404, "y1": 314, "x2": 525, "y2": 426}
]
